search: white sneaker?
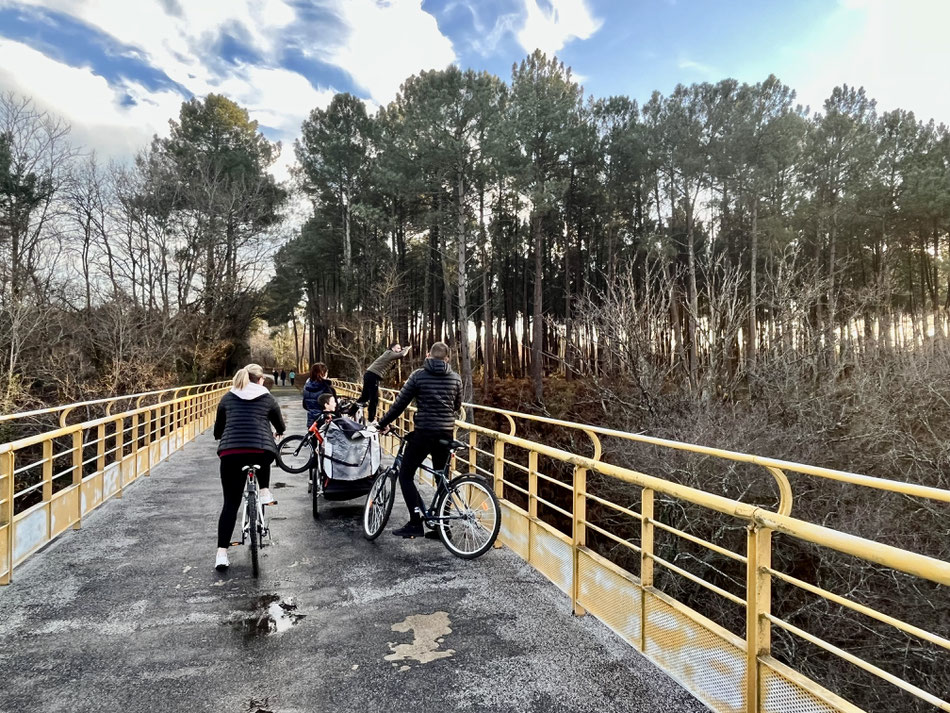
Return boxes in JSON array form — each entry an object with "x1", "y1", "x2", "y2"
[
  {"x1": 215, "y1": 550, "x2": 229, "y2": 571},
  {"x1": 259, "y1": 488, "x2": 276, "y2": 505}
]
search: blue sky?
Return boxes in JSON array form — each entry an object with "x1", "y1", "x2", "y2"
[{"x1": 1, "y1": 0, "x2": 948, "y2": 180}]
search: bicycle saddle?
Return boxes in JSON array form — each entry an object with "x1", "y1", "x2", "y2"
[
  {"x1": 241, "y1": 464, "x2": 261, "y2": 472},
  {"x1": 438, "y1": 438, "x2": 467, "y2": 450}
]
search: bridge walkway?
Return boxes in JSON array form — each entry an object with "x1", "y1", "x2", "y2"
[{"x1": 0, "y1": 394, "x2": 705, "y2": 713}]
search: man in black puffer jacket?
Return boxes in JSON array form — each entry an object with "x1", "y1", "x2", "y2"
[{"x1": 376, "y1": 341, "x2": 462, "y2": 538}]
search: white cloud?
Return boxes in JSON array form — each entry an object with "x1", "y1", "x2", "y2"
[
  {"x1": 678, "y1": 58, "x2": 717, "y2": 77},
  {"x1": 318, "y1": 0, "x2": 457, "y2": 105},
  {"x1": 779, "y1": 0, "x2": 950, "y2": 123},
  {"x1": 515, "y1": 0, "x2": 602, "y2": 57},
  {"x1": 0, "y1": 39, "x2": 183, "y2": 159}
]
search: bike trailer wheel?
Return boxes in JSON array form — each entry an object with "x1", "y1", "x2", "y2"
[{"x1": 362, "y1": 470, "x2": 397, "y2": 541}]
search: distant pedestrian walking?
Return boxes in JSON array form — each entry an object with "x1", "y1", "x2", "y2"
[
  {"x1": 280, "y1": 369, "x2": 286, "y2": 386},
  {"x1": 360, "y1": 343, "x2": 410, "y2": 422},
  {"x1": 272, "y1": 369, "x2": 279, "y2": 384},
  {"x1": 289, "y1": 370, "x2": 296, "y2": 386}
]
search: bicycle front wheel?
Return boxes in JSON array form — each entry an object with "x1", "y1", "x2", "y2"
[
  {"x1": 248, "y1": 490, "x2": 260, "y2": 577},
  {"x1": 437, "y1": 476, "x2": 501, "y2": 559},
  {"x1": 363, "y1": 469, "x2": 397, "y2": 540},
  {"x1": 276, "y1": 435, "x2": 315, "y2": 474}
]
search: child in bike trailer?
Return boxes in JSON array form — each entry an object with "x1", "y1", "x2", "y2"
[
  {"x1": 212, "y1": 363, "x2": 286, "y2": 571},
  {"x1": 375, "y1": 341, "x2": 462, "y2": 538}
]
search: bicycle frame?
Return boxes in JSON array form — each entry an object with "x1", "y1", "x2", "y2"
[
  {"x1": 385, "y1": 434, "x2": 466, "y2": 525},
  {"x1": 239, "y1": 467, "x2": 268, "y2": 545}
]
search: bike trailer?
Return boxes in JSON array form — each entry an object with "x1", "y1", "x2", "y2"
[{"x1": 321, "y1": 418, "x2": 381, "y2": 483}]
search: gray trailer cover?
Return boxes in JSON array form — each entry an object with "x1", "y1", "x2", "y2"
[{"x1": 322, "y1": 418, "x2": 381, "y2": 481}]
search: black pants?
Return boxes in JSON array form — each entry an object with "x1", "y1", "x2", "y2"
[
  {"x1": 217, "y1": 452, "x2": 273, "y2": 549},
  {"x1": 358, "y1": 371, "x2": 382, "y2": 421},
  {"x1": 398, "y1": 430, "x2": 452, "y2": 524}
]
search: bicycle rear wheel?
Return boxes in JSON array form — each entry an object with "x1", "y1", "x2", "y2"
[
  {"x1": 276, "y1": 435, "x2": 315, "y2": 474},
  {"x1": 437, "y1": 476, "x2": 500, "y2": 559},
  {"x1": 247, "y1": 490, "x2": 260, "y2": 577},
  {"x1": 363, "y1": 469, "x2": 397, "y2": 540}
]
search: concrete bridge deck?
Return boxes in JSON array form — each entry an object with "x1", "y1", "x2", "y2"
[{"x1": 0, "y1": 394, "x2": 705, "y2": 713}]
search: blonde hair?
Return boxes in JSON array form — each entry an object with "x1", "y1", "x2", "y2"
[{"x1": 233, "y1": 363, "x2": 265, "y2": 390}]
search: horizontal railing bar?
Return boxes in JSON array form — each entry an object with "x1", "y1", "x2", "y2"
[
  {"x1": 766, "y1": 567, "x2": 950, "y2": 652},
  {"x1": 584, "y1": 520, "x2": 642, "y2": 554},
  {"x1": 13, "y1": 459, "x2": 46, "y2": 475},
  {"x1": 13, "y1": 481, "x2": 45, "y2": 498},
  {"x1": 0, "y1": 382, "x2": 229, "y2": 424},
  {"x1": 461, "y1": 421, "x2": 950, "y2": 587},
  {"x1": 650, "y1": 518, "x2": 748, "y2": 564},
  {"x1": 503, "y1": 459, "x2": 530, "y2": 474},
  {"x1": 646, "y1": 551, "x2": 746, "y2": 607},
  {"x1": 764, "y1": 614, "x2": 950, "y2": 711},
  {"x1": 500, "y1": 479, "x2": 530, "y2": 498},
  {"x1": 532, "y1": 497, "x2": 572, "y2": 520},
  {"x1": 452, "y1": 400, "x2": 950, "y2": 503},
  {"x1": 584, "y1": 491, "x2": 644, "y2": 521},
  {"x1": 0, "y1": 387, "x2": 229, "y2": 455},
  {"x1": 535, "y1": 470, "x2": 573, "y2": 492}
]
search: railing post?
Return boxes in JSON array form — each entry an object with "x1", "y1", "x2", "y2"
[
  {"x1": 468, "y1": 431, "x2": 477, "y2": 474},
  {"x1": 528, "y1": 451, "x2": 539, "y2": 520},
  {"x1": 1, "y1": 450, "x2": 14, "y2": 584},
  {"x1": 492, "y1": 439, "x2": 505, "y2": 499},
  {"x1": 142, "y1": 408, "x2": 152, "y2": 476},
  {"x1": 528, "y1": 450, "x2": 538, "y2": 562},
  {"x1": 746, "y1": 523, "x2": 772, "y2": 713},
  {"x1": 42, "y1": 439, "x2": 53, "y2": 539},
  {"x1": 72, "y1": 430, "x2": 83, "y2": 529},
  {"x1": 114, "y1": 417, "x2": 124, "y2": 498},
  {"x1": 571, "y1": 464, "x2": 587, "y2": 616},
  {"x1": 640, "y1": 488, "x2": 654, "y2": 652},
  {"x1": 96, "y1": 424, "x2": 106, "y2": 478}
]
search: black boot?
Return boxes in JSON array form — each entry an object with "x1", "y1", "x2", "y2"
[{"x1": 392, "y1": 520, "x2": 424, "y2": 538}]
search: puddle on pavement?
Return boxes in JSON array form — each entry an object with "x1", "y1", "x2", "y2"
[{"x1": 228, "y1": 594, "x2": 305, "y2": 636}]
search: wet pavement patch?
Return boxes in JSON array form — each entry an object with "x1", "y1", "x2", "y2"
[
  {"x1": 385, "y1": 612, "x2": 455, "y2": 667},
  {"x1": 272, "y1": 482, "x2": 292, "y2": 488},
  {"x1": 227, "y1": 594, "x2": 305, "y2": 637}
]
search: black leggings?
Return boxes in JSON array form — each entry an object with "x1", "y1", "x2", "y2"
[
  {"x1": 217, "y1": 452, "x2": 273, "y2": 549},
  {"x1": 358, "y1": 371, "x2": 382, "y2": 421},
  {"x1": 398, "y1": 431, "x2": 451, "y2": 523}
]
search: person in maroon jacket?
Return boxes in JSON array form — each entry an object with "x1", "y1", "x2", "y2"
[{"x1": 212, "y1": 363, "x2": 285, "y2": 571}]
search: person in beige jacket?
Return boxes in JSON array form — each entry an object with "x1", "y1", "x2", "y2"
[{"x1": 358, "y1": 343, "x2": 410, "y2": 421}]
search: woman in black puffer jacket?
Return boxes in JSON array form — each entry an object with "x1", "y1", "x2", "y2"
[
  {"x1": 212, "y1": 363, "x2": 285, "y2": 571},
  {"x1": 302, "y1": 362, "x2": 336, "y2": 426}
]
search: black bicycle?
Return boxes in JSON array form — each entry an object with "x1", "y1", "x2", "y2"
[
  {"x1": 362, "y1": 433, "x2": 501, "y2": 559},
  {"x1": 275, "y1": 399, "x2": 366, "y2": 474}
]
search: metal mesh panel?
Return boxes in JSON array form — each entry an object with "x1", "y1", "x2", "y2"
[
  {"x1": 530, "y1": 521, "x2": 573, "y2": 594},
  {"x1": 761, "y1": 661, "x2": 863, "y2": 713},
  {"x1": 499, "y1": 501, "x2": 529, "y2": 559},
  {"x1": 645, "y1": 593, "x2": 747, "y2": 713},
  {"x1": 577, "y1": 549, "x2": 642, "y2": 646}
]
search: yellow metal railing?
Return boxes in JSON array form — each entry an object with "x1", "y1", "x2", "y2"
[
  {"x1": 0, "y1": 382, "x2": 229, "y2": 584},
  {"x1": 338, "y1": 381, "x2": 950, "y2": 713}
]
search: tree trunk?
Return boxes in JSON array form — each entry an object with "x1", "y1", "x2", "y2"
[{"x1": 531, "y1": 212, "x2": 544, "y2": 403}]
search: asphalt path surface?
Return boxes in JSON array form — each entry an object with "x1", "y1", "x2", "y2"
[{"x1": 0, "y1": 392, "x2": 707, "y2": 713}]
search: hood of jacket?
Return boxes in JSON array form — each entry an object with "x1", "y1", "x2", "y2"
[
  {"x1": 304, "y1": 378, "x2": 332, "y2": 393},
  {"x1": 230, "y1": 382, "x2": 270, "y2": 400},
  {"x1": 423, "y1": 358, "x2": 452, "y2": 375}
]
